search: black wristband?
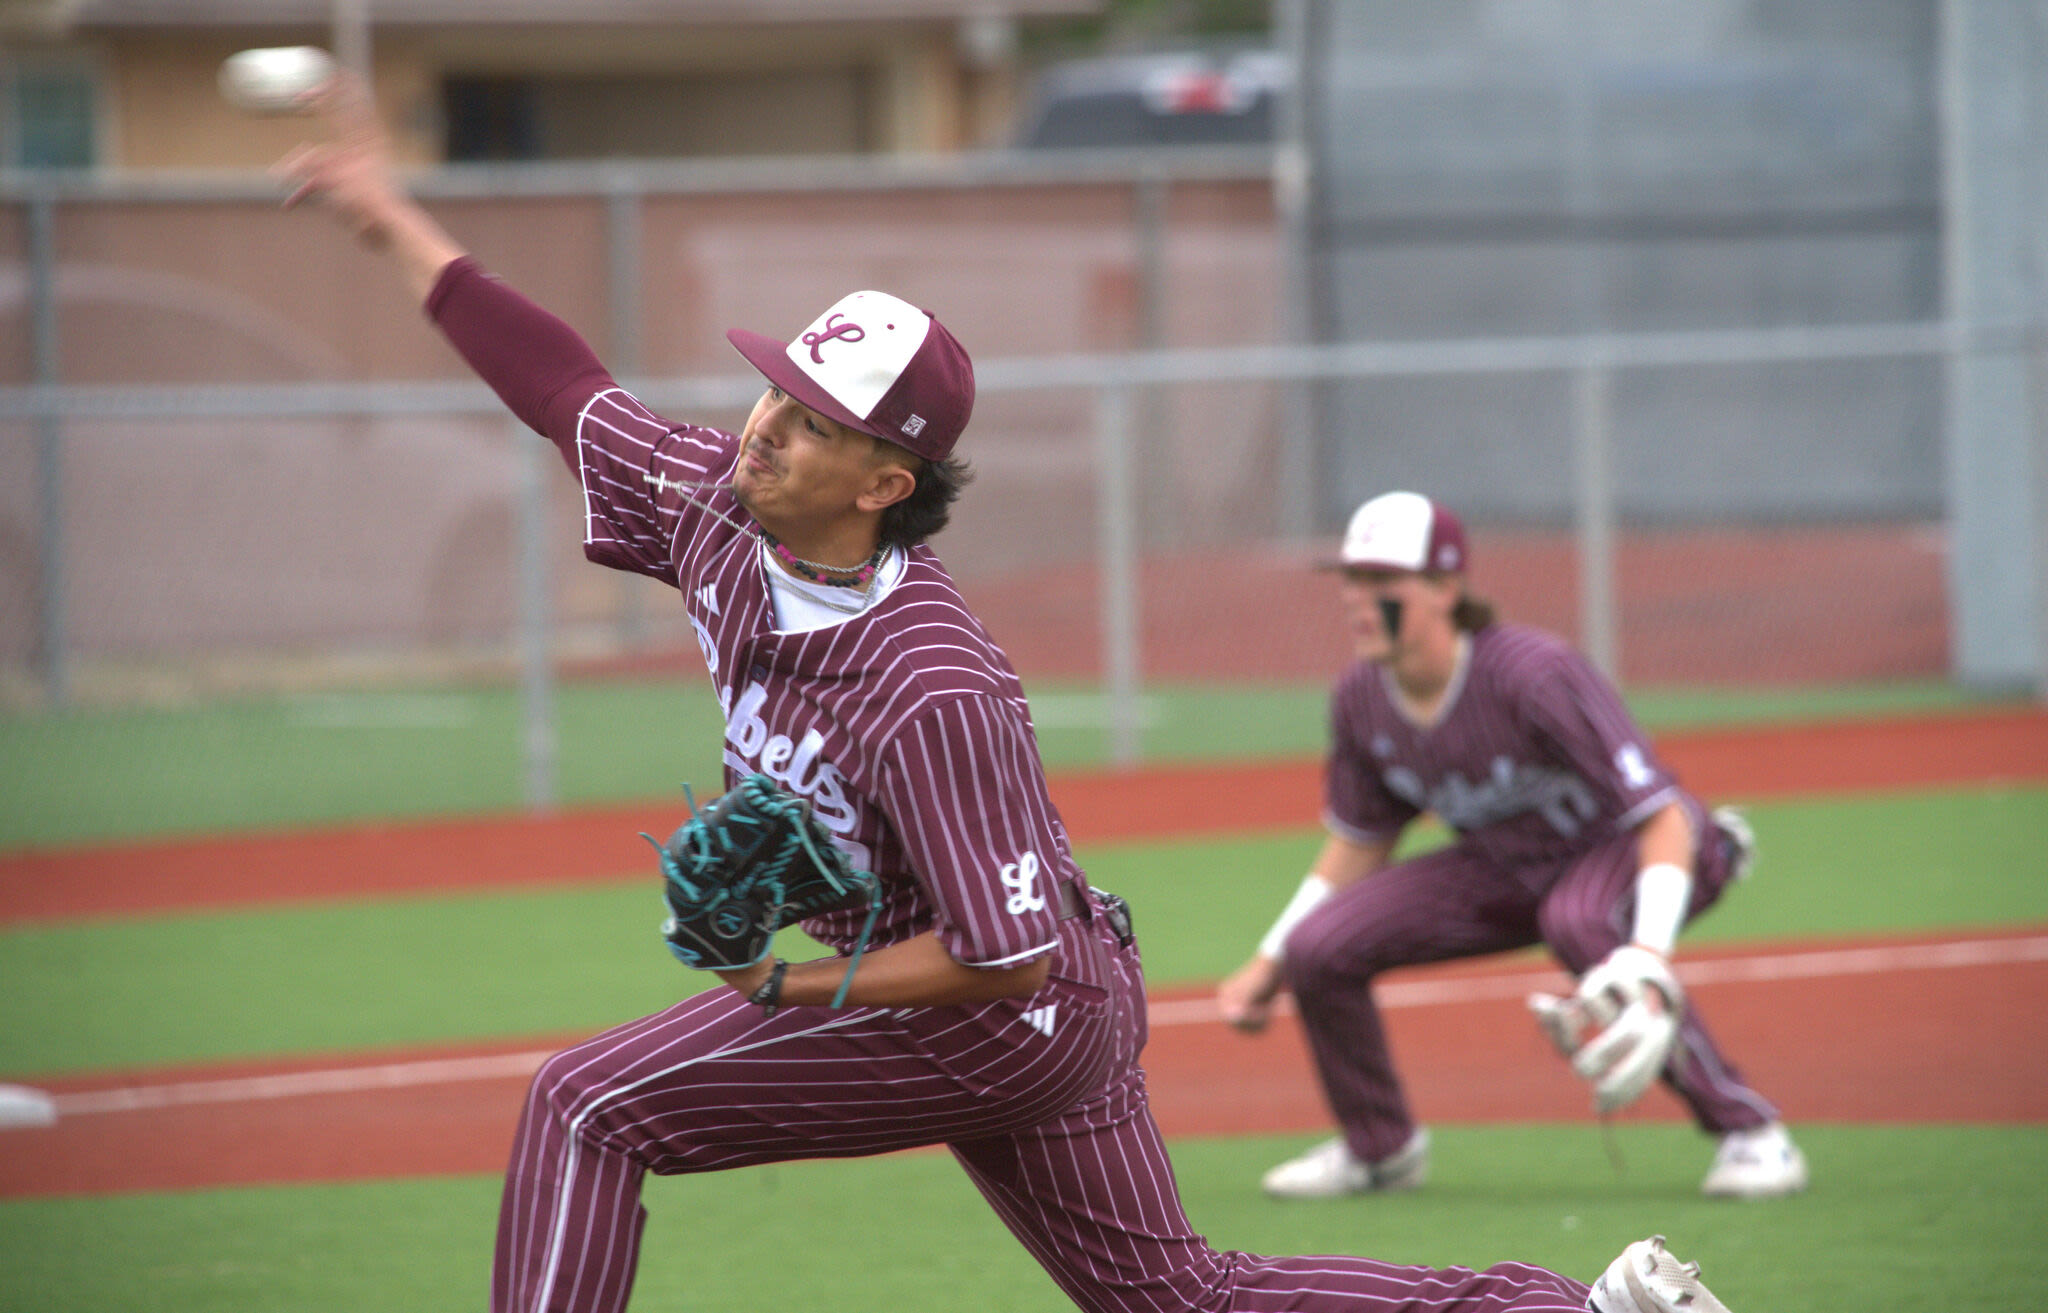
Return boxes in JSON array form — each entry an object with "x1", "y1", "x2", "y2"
[{"x1": 747, "y1": 958, "x2": 788, "y2": 1017}]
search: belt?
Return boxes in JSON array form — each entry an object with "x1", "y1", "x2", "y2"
[{"x1": 1059, "y1": 881, "x2": 1134, "y2": 948}]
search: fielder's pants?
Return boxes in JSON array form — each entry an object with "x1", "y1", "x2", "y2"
[
  {"x1": 1283, "y1": 810, "x2": 1781, "y2": 1165},
  {"x1": 493, "y1": 896, "x2": 1594, "y2": 1313}
]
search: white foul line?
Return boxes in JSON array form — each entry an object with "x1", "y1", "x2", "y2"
[
  {"x1": 49, "y1": 1050, "x2": 555, "y2": 1118},
  {"x1": 1145, "y1": 934, "x2": 2048, "y2": 1025},
  {"x1": 25, "y1": 933, "x2": 2048, "y2": 1122}
]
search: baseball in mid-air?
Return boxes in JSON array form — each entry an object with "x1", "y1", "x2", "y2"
[{"x1": 218, "y1": 46, "x2": 336, "y2": 114}]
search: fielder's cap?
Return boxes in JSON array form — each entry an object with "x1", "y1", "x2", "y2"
[
  {"x1": 727, "y1": 290, "x2": 974, "y2": 462},
  {"x1": 1328, "y1": 491, "x2": 1469, "y2": 573}
]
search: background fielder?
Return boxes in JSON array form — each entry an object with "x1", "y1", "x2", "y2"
[
  {"x1": 1218, "y1": 491, "x2": 1809, "y2": 1202},
  {"x1": 266, "y1": 75, "x2": 1742, "y2": 1313}
]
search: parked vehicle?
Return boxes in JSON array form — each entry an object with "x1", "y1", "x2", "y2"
[{"x1": 1015, "y1": 50, "x2": 1286, "y2": 148}]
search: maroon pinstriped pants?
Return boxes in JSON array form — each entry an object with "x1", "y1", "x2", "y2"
[
  {"x1": 1283, "y1": 813, "x2": 1781, "y2": 1165},
  {"x1": 494, "y1": 902, "x2": 1593, "y2": 1312}
]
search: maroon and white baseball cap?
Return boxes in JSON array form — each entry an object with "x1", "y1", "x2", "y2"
[
  {"x1": 727, "y1": 290, "x2": 975, "y2": 462},
  {"x1": 1330, "y1": 491, "x2": 1469, "y2": 573}
]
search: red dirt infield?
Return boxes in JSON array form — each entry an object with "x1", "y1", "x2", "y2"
[
  {"x1": 0, "y1": 706, "x2": 2042, "y2": 1199},
  {"x1": 4, "y1": 929, "x2": 2044, "y2": 1199},
  {"x1": 2, "y1": 706, "x2": 2043, "y2": 927}
]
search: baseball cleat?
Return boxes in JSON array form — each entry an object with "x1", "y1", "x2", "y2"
[
  {"x1": 1700, "y1": 1121, "x2": 1808, "y2": 1199},
  {"x1": 1587, "y1": 1235, "x2": 1733, "y2": 1313},
  {"x1": 1260, "y1": 1127, "x2": 1428, "y2": 1198}
]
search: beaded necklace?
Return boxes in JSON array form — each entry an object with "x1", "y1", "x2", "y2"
[
  {"x1": 642, "y1": 468, "x2": 891, "y2": 615},
  {"x1": 759, "y1": 530, "x2": 887, "y2": 589}
]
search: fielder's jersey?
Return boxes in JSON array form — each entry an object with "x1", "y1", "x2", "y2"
[
  {"x1": 1325, "y1": 623, "x2": 1684, "y2": 877},
  {"x1": 430, "y1": 259, "x2": 1082, "y2": 968}
]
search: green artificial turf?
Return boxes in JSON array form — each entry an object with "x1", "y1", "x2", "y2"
[
  {"x1": 0, "y1": 881, "x2": 726, "y2": 1076},
  {"x1": 1102, "y1": 785, "x2": 2048, "y2": 987},
  {"x1": 0, "y1": 677, "x2": 2012, "y2": 850},
  {"x1": 3, "y1": 1125, "x2": 2041, "y2": 1313},
  {"x1": 0, "y1": 694, "x2": 2038, "y2": 1313},
  {"x1": 0, "y1": 681, "x2": 727, "y2": 851},
  {"x1": 3, "y1": 787, "x2": 2041, "y2": 1079},
  {"x1": 0, "y1": 1175, "x2": 505, "y2": 1312},
  {"x1": 1619, "y1": 679, "x2": 2000, "y2": 730}
]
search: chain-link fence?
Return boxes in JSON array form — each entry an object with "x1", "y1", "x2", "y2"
[{"x1": 2, "y1": 111, "x2": 2039, "y2": 800}]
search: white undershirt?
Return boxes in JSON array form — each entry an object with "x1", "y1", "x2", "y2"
[{"x1": 762, "y1": 543, "x2": 907, "y2": 633}]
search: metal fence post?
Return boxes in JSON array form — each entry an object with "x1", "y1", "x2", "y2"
[
  {"x1": 1274, "y1": 0, "x2": 1319, "y2": 543},
  {"x1": 28, "y1": 189, "x2": 67, "y2": 707},
  {"x1": 606, "y1": 175, "x2": 650, "y2": 647},
  {"x1": 1941, "y1": 0, "x2": 2045, "y2": 691},
  {"x1": 2030, "y1": 10, "x2": 2048, "y2": 706},
  {"x1": 1095, "y1": 383, "x2": 1141, "y2": 766},
  {"x1": 2032, "y1": 322, "x2": 2048, "y2": 703},
  {"x1": 1134, "y1": 166, "x2": 1167, "y2": 549},
  {"x1": 517, "y1": 420, "x2": 558, "y2": 811},
  {"x1": 331, "y1": 0, "x2": 373, "y2": 85},
  {"x1": 1571, "y1": 357, "x2": 1620, "y2": 680}
]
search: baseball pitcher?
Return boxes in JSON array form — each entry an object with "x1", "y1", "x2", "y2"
[{"x1": 277, "y1": 72, "x2": 1739, "y2": 1313}]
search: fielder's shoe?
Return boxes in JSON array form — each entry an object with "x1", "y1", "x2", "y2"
[
  {"x1": 1260, "y1": 1128, "x2": 1428, "y2": 1198},
  {"x1": 1587, "y1": 1235, "x2": 1733, "y2": 1313},
  {"x1": 1700, "y1": 1121, "x2": 1808, "y2": 1199},
  {"x1": 1713, "y1": 806, "x2": 1756, "y2": 882}
]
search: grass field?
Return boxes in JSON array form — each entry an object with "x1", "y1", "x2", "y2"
[
  {"x1": 1, "y1": 678, "x2": 2042, "y2": 1312},
  {"x1": 4, "y1": 1127, "x2": 2044, "y2": 1312},
  {"x1": 0, "y1": 676, "x2": 2004, "y2": 849},
  {"x1": 3, "y1": 788, "x2": 2043, "y2": 1076}
]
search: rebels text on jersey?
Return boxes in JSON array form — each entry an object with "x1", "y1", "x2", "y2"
[
  {"x1": 429, "y1": 259, "x2": 1082, "y2": 970},
  {"x1": 1325, "y1": 623, "x2": 1689, "y2": 875}
]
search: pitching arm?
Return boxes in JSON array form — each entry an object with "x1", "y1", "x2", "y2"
[
  {"x1": 274, "y1": 72, "x2": 619, "y2": 448},
  {"x1": 275, "y1": 72, "x2": 467, "y2": 304}
]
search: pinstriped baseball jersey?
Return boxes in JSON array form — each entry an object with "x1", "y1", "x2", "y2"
[
  {"x1": 577, "y1": 393, "x2": 1081, "y2": 967},
  {"x1": 432, "y1": 257, "x2": 1079, "y2": 969},
  {"x1": 1327, "y1": 623, "x2": 1685, "y2": 872}
]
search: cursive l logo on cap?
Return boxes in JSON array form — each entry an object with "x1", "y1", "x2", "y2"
[{"x1": 801, "y1": 313, "x2": 866, "y2": 363}]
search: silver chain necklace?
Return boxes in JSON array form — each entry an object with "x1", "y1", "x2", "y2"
[{"x1": 644, "y1": 470, "x2": 888, "y2": 614}]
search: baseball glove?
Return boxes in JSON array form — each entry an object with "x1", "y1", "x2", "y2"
[
  {"x1": 1529, "y1": 945, "x2": 1685, "y2": 1116},
  {"x1": 641, "y1": 774, "x2": 881, "y2": 1003}
]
